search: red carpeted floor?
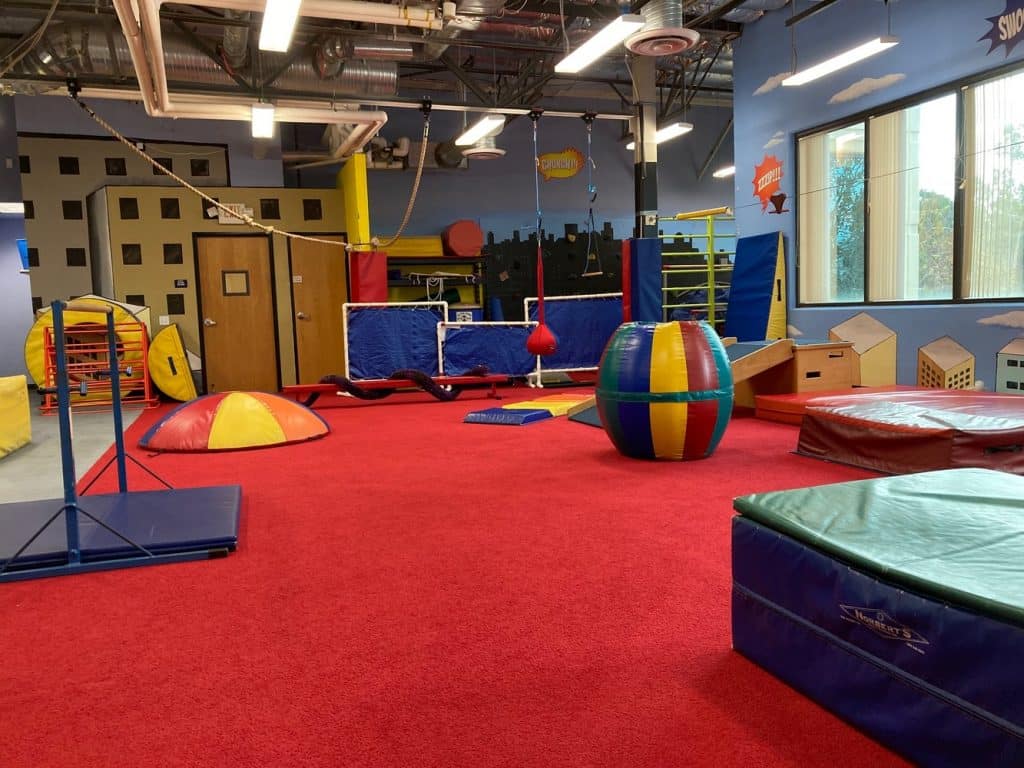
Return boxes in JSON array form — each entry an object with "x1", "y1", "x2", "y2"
[{"x1": 0, "y1": 389, "x2": 909, "y2": 767}]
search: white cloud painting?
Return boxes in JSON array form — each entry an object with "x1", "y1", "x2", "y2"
[
  {"x1": 754, "y1": 72, "x2": 791, "y2": 96},
  {"x1": 786, "y1": 324, "x2": 804, "y2": 337},
  {"x1": 829, "y1": 74, "x2": 906, "y2": 104},
  {"x1": 764, "y1": 131, "x2": 785, "y2": 150},
  {"x1": 978, "y1": 310, "x2": 1024, "y2": 329}
]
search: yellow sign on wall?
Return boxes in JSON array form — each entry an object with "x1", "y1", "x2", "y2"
[{"x1": 538, "y1": 147, "x2": 584, "y2": 181}]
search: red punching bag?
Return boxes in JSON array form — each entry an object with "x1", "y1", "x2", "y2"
[{"x1": 527, "y1": 110, "x2": 557, "y2": 357}]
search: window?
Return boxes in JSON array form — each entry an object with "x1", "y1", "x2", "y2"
[
  {"x1": 19, "y1": 155, "x2": 30, "y2": 173},
  {"x1": 121, "y1": 243, "x2": 142, "y2": 265},
  {"x1": 798, "y1": 66, "x2": 1024, "y2": 305},
  {"x1": 26, "y1": 247, "x2": 39, "y2": 267},
  {"x1": 58, "y1": 156, "x2": 80, "y2": 175},
  {"x1": 160, "y1": 197, "x2": 181, "y2": 219},
  {"x1": 62, "y1": 200, "x2": 83, "y2": 220},
  {"x1": 105, "y1": 157, "x2": 127, "y2": 176},
  {"x1": 66, "y1": 247, "x2": 87, "y2": 267},
  {"x1": 962, "y1": 69, "x2": 1024, "y2": 299},
  {"x1": 798, "y1": 124, "x2": 865, "y2": 303},
  {"x1": 868, "y1": 94, "x2": 956, "y2": 301},
  {"x1": 166, "y1": 294, "x2": 186, "y2": 315},
  {"x1": 153, "y1": 158, "x2": 173, "y2": 175},
  {"x1": 23, "y1": 200, "x2": 34, "y2": 219},
  {"x1": 203, "y1": 197, "x2": 220, "y2": 219},
  {"x1": 125, "y1": 294, "x2": 146, "y2": 306},
  {"x1": 32, "y1": 296, "x2": 43, "y2": 313},
  {"x1": 119, "y1": 197, "x2": 139, "y2": 220},
  {"x1": 163, "y1": 243, "x2": 184, "y2": 264},
  {"x1": 303, "y1": 198, "x2": 323, "y2": 221},
  {"x1": 260, "y1": 198, "x2": 281, "y2": 219},
  {"x1": 191, "y1": 158, "x2": 210, "y2": 177}
]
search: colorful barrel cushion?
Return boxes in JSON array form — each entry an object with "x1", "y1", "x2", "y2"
[{"x1": 596, "y1": 321, "x2": 733, "y2": 460}]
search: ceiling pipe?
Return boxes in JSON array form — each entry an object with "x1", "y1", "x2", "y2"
[{"x1": 109, "y1": 0, "x2": 389, "y2": 157}]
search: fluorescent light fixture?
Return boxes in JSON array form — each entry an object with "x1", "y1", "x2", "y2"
[
  {"x1": 782, "y1": 36, "x2": 899, "y2": 87},
  {"x1": 625, "y1": 121, "x2": 694, "y2": 150},
  {"x1": 712, "y1": 165, "x2": 735, "y2": 179},
  {"x1": 0, "y1": 202, "x2": 26, "y2": 214},
  {"x1": 251, "y1": 103, "x2": 276, "y2": 138},
  {"x1": 455, "y1": 114, "x2": 505, "y2": 146},
  {"x1": 555, "y1": 14, "x2": 646, "y2": 74},
  {"x1": 259, "y1": 0, "x2": 302, "y2": 52}
]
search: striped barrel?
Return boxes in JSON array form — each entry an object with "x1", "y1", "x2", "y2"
[{"x1": 596, "y1": 321, "x2": 734, "y2": 460}]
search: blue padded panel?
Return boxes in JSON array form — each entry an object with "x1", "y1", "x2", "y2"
[
  {"x1": 527, "y1": 295, "x2": 623, "y2": 370},
  {"x1": 723, "y1": 232, "x2": 782, "y2": 342},
  {"x1": 443, "y1": 325, "x2": 536, "y2": 376},
  {"x1": 464, "y1": 408, "x2": 552, "y2": 426},
  {"x1": 628, "y1": 238, "x2": 662, "y2": 323},
  {"x1": 732, "y1": 515, "x2": 1024, "y2": 766},
  {"x1": 0, "y1": 486, "x2": 241, "y2": 568},
  {"x1": 348, "y1": 306, "x2": 442, "y2": 379}
]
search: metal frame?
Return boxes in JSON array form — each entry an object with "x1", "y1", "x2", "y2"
[{"x1": 522, "y1": 292, "x2": 623, "y2": 387}]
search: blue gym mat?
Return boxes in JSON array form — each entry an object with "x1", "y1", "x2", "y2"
[
  {"x1": 464, "y1": 408, "x2": 552, "y2": 426},
  {"x1": 0, "y1": 486, "x2": 241, "y2": 569}
]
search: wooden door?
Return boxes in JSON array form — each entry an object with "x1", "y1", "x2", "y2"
[
  {"x1": 290, "y1": 236, "x2": 348, "y2": 383},
  {"x1": 197, "y1": 236, "x2": 278, "y2": 393}
]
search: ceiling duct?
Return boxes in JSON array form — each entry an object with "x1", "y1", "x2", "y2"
[
  {"x1": 626, "y1": 0, "x2": 701, "y2": 57},
  {"x1": 221, "y1": 10, "x2": 249, "y2": 69},
  {"x1": 7, "y1": 18, "x2": 398, "y2": 98}
]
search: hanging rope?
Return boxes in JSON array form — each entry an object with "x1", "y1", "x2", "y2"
[
  {"x1": 526, "y1": 110, "x2": 557, "y2": 357},
  {"x1": 372, "y1": 101, "x2": 432, "y2": 248},
  {"x1": 581, "y1": 112, "x2": 604, "y2": 277},
  {"x1": 71, "y1": 91, "x2": 433, "y2": 253}
]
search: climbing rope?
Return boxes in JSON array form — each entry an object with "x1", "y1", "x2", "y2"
[{"x1": 581, "y1": 112, "x2": 604, "y2": 277}]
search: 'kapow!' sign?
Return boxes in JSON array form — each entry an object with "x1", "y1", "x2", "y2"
[
  {"x1": 753, "y1": 154, "x2": 784, "y2": 212},
  {"x1": 980, "y1": 0, "x2": 1024, "y2": 57},
  {"x1": 537, "y1": 147, "x2": 584, "y2": 181}
]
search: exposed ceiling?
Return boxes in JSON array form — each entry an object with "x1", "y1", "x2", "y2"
[{"x1": 0, "y1": 0, "x2": 795, "y2": 155}]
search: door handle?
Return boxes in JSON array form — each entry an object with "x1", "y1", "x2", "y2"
[
  {"x1": 203, "y1": 318, "x2": 217, "y2": 327},
  {"x1": 296, "y1": 311, "x2": 308, "y2": 320}
]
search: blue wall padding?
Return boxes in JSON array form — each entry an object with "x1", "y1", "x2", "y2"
[
  {"x1": 723, "y1": 232, "x2": 781, "y2": 341},
  {"x1": 348, "y1": 306, "x2": 442, "y2": 379},
  {"x1": 443, "y1": 325, "x2": 536, "y2": 376},
  {"x1": 628, "y1": 238, "x2": 663, "y2": 322},
  {"x1": 527, "y1": 295, "x2": 623, "y2": 370}
]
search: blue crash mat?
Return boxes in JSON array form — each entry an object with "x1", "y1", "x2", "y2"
[
  {"x1": 464, "y1": 407, "x2": 552, "y2": 426},
  {"x1": 0, "y1": 485, "x2": 241, "y2": 568}
]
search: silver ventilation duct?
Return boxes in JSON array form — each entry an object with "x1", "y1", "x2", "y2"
[
  {"x1": 626, "y1": 0, "x2": 701, "y2": 57},
  {"x1": 7, "y1": 18, "x2": 398, "y2": 97}
]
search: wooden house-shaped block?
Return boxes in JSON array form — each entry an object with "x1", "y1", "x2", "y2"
[
  {"x1": 918, "y1": 337, "x2": 975, "y2": 389},
  {"x1": 996, "y1": 338, "x2": 1024, "y2": 394},
  {"x1": 828, "y1": 312, "x2": 896, "y2": 386}
]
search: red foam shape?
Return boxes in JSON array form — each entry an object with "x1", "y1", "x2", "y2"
[{"x1": 526, "y1": 324, "x2": 558, "y2": 356}]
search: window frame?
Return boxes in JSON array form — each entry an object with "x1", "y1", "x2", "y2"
[{"x1": 794, "y1": 56, "x2": 1024, "y2": 307}]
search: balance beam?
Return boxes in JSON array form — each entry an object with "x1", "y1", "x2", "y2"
[{"x1": 281, "y1": 374, "x2": 509, "y2": 403}]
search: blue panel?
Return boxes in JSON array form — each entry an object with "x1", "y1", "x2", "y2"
[
  {"x1": 443, "y1": 325, "x2": 536, "y2": 376},
  {"x1": 348, "y1": 306, "x2": 442, "y2": 379},
  {"x1": 732, "y1": 516, "x2": 1024, "y2": 766},
  {"x1": 629, "y1": 238, "x2": 662, "y2": 323},
  {"x1": 527, "y1": 296, "x2": 623, "y2": 370},
  {"x1": 723, "y1": 232, "x2": 780, "y2": 342},
  {"x1": 464, "y1": 407, "x2": 551, "y2": 425},
  {"x1": 0, "y1": 486, "x2": 241, "y2": 568}
]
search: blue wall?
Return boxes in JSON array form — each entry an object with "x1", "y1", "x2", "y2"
[
  {"x1": 13, "y1": 95, "x2": 283, "y2": 187},
  {"x1": 0, "y1": 97, "x2": 33, "y2": 377},
  {"x1": 288, "y1": 103, "x2": 734, "y2": 243},
  {"x1": 733, "y1": 0, "x2": 1024, "y2": 385}
]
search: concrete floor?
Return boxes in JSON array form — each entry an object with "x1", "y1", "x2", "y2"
[{"x1": 0, "y1": 398, "x2": 141, "y2": 504}]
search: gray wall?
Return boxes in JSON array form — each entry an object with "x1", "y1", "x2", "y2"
[{"x1": 0, "y1": 96, "x2": 32, "y2": 378}]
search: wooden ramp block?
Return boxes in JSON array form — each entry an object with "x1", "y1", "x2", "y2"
[{"x1": 727, "y1": 339, "x2": 794, "y2": 384}]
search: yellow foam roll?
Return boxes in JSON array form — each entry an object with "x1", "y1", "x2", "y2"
[
  {"x1": 0, "y1": 375, "x2": 31, "y2": 458},
  {"x1": 649, "y1": 323, "x2": 689, "y2": 459}
]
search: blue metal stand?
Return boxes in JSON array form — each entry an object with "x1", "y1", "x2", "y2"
[{"x1": 0, "y1": 300, "x2": 240, "y2": 582}]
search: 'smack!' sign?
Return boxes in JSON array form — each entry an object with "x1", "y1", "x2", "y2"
[{"x1": 980, "y1": 0, "x2": 1024, "y2": 57}]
